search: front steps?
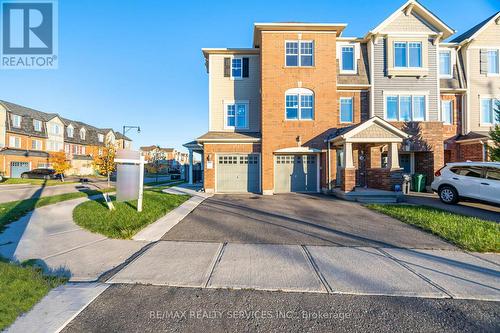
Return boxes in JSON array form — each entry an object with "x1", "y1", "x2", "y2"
[{"x1": 331, "y1": 188, "x2": 405, "y2": 204}]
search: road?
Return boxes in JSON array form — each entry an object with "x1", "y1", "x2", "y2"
[{"x1": 0, "y1": 176, "x2": 171, "y2": 203}]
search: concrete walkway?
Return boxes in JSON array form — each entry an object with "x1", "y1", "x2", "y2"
[
  {"x1": 109, "y1": 240, "x2": 500, "y2": 301},
  {"x1": 0, "y1": 197, "x2": 148, "y2": 281}
]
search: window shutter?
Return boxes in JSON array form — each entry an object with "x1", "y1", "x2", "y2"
[
  {"x1": 242, "y1": 57, "x2": 249, "y2": 77},
  {"x1": 480, "y1": 49, "x2": 488, "y2": 75},
  {"x1": 224, "y1": 57, "x2": 231, "y2": 77}
]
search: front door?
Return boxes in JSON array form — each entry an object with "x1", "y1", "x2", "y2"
[{"x1": 399, "y1": 154, "x2": 412, "y2": 174}]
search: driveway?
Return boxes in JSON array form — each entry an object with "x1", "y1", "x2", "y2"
[{"x1": 162, "y1": 193, "x2": 455, "y2": 249}]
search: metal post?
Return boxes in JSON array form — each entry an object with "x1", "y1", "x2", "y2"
[
  {"x1": 188, "y1": 149, "x2": 194, "y2": 185},
  {"x1": 138, "y1": 155, "x2": 145, "y2": 212}
]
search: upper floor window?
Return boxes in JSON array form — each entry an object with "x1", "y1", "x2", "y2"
[
  {"x1": 439, "y1": 51, "x2": 452, "y2": 77},
  {"x1": 50, "y1": 123, "x2": 61, "y2": 135},
  {"x1": 441, "y1": 100, "x2": 453, "y2": 125},
  {"x1": 231, "y1": 58, "x2": 242, "y2": 78},
  {"x1": 33, "y1": 119, "x2": 42, "y2": 131},
  {"x1": 385, "y1": 94, "x2": 426, "y2": 121},
  {"x1": 285, "y1": 88, "x2": 314, "y2": 120},
  {"x1": 341, "y1": 46, "x2": 355, "y2": 72},
  {"x1": 9, "y1": 136, "x2": 21, "y2": 148},
  {"x1": 487, "y1": 50, "x2": 499, "y2": 75},
  {"x1": 80, "y1": 128, "x2": 86, "y2": 140},
  {"x1": 32, "y1": 139, "x2": 42, "y2": 150},
  {"x1": 225, "y1": 102, "x2": 248, "y2": 129},
  {"x1": 11, "y1": 114, "x2": 21, "y2": 128},
  {"x1": 98, "y1": 133, "x2": 104, "y2": 142},
  {"x1": 67, "y1": 126, "x2": 74, "y2": 138},
  {"x1": 394, "y1": 42, "x2": 422, "y2": 68},
  {"x1": 480, "y1": 98, "x2": 499, "y2": 125},
  {"x1": 285, "y1": 41, "x2": 313, "y2": 67},
  {"x1": 340, "y1": 97, "x2": 353, "y2": 123}
]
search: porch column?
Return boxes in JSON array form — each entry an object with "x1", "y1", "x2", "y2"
[
  {"x1": 200, "y1": 152, "x2": 204, "y2": 182},
  {"x1": 188, "y1": 149, "x2": 194, "y2": 185},
  {"x1": 388, "y1": 142, "x2": 400, "y2": 169},
  {"x1": 343, "y1": 142, "x2": 354, "y2": 168}
]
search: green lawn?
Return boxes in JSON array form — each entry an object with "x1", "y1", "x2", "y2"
[
  {"x1": 367, "y1": 204, "x2": 500, "y2": 253},
  {"x1": 0, "y1": 258, "x2": 65, "y2": 330},
  {"x1": 0, "y1": 188, "x2": 114, "y2": 232},
  {"x1": 0, "y1": 178, "x2": 78, "y2": 186},
  {"x1": 73, "y1": 190, "x2": 190, "y2": 239}
]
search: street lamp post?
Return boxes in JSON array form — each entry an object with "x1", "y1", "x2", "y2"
[{"x1": 122, "y1": 125, "x2": 141, "y2": 136}]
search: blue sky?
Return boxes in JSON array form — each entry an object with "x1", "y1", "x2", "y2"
[{"x1": 1, "y1": 0, "x2": 499, "y2": 152}]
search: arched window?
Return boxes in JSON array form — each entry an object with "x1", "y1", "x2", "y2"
[
  {"x1": 67, "y1": 125, "x2": 74, "y2": 138},
  {"x1": 285, "y1": 88, "x2": 314, "y2": 120},
  {"x1": 80, "y1": 128, "x2": 86, "y2": 140}
]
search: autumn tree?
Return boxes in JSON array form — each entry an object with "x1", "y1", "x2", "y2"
[
  {"x1": 93, "y1": 142, "x2": 116, "y2": 187},
  {"x1": 489, "y1": 101, "x2": 500, "y2": 162},
  {"x1": 49, "y1": 151, "x2": 71, "y2": 182}
]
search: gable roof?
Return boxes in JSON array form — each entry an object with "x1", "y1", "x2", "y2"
[
  {"x1": 0, "y1": 100, "x2": 57, "y2": 121},
  {"x1": 328, "y1": 117, "x2": 409, "y2": 144},
  {"x1": 366, "y1": 0, "x2": 455, "y2": 39},
  {"x1": 449, "y1": 11, "x2": 500, "y2": 43}
]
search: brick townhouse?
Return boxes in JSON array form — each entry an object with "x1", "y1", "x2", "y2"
[
  {"x1": 184, "y1": 0, "x2": 500, "y2": 194},
  {"x1": 0, "y1": 100, "x2": 132, "y2": 178},
  {"x1": 139, "y1": 146, "x2": 189, "y2": 170}
]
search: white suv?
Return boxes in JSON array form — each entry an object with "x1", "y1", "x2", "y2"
[{"x1": 431, "y1": 162, "x2": 500, "y2": 205}]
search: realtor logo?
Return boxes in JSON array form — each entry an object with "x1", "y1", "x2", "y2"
[{"x1": 1, "y1": 0, "x2": 58, "y2": 69}]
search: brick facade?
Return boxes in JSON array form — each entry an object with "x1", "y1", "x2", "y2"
[{"x1": 458, "y1": 142, "x2": 485, "y2": 162}]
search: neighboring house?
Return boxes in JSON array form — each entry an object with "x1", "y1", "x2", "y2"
[
  {"x1": 450, "y1": 12, "x2": 500, "y2": 161},
  {"x1": 184, "y1": 0, "x2": 498, "y2": 194},
  {"x1": 139, "y1": 146, "x2": 188, "y2": 171},
  {"x1": 0, "y1": 100, "x2": 133, "y2": 178}
]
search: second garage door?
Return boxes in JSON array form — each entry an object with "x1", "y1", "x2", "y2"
[
  {"x1": 275, "y1": 154, "x2": 318, "y2": 193},
  {"x1": 216, "y1": 154, "x2": 260, "y2": 193},
  {"x1": 10, "y1": 162, "x2": 30, "y2": 178}
]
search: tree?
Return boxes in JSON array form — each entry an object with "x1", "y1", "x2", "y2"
[
  {"x1": 93, "y1": 142, "x2": 116, "y2": 188},
  {"x1": 49, "y1": 151, "x2": 71, "y2": 182},
  {"x1": 489, "y1": 100, "x2": 500, "y2": 162}
]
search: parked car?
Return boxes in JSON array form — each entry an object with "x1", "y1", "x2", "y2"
[
  {"x1": 20, "y1": 168, "x2": 62, "y2": 180},
  {"x1": 431, "y1": 162, "x2": 500, "y2": 205}
]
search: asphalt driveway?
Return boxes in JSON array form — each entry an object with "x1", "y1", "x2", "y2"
[{"x1": 162, "y1": 194, "x2": 455, "y2": 249}]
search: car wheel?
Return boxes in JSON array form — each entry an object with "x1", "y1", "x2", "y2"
[
  {"x1": 21, "y1": 174, "x2": 28, "y2": 179},
  {"x1": 439, "y1": 186, "x2": 459, "y2": 204}
]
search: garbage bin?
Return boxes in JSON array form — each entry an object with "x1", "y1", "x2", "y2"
[{"x1": 412, "y1": 173, "x2": 427, "y2": 192}]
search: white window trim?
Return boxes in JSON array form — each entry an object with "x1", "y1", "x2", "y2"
[
  {"x1": 67, "y1": 125, "x2": 74, "y2": 138},
  {"x1": 441, "y1": 100, "x2": 453, "y2": 125},
  {"x1": 285, "y1": 88, "x2": 314, "y2": 121},
  {"x1": 284, "y1": 40, "x2": 314, "y2": 67},
  {"x1": 393, "y1": 41, "x2": 423, "y2": 69},
  {"x1": 479, "y1": 96, "x2": 500, "y2": 126},
  {"x1": 98, "y1": 134, "x2": 104, "y2": 142},
  {"x1": 383, "y1": 91, "x2": 429, "y2": 122},
  {"x1": 337, "y1": 42, "x2": 360, "y2": 74},
  {"x1": 33, "y1": 119, "x2": 42, "y2": 132},
  {"x1": 80, "y1": 128, "x2": 86, "y2": 140},
  {"x1": 9, "y1": 136, "x2": 21, "y2": 148},
  {"x1": 223, "y1": 100, "x2": 249, "y2": 130},
  {"x1": 11, "y1": 114, "x2": 21, "y2": 128},
  {"x1": 32, "y1": 139, "x2": 42, "y2": 150},
  {"x1": 439, "y1": 49, "x2": 454, "y2": 79},
  {"x1": 485, "y1": 48, "x2": 500, "y2": 77},
  {"x1": 230, "y1": 57, "x2": 243, "y2": 80},
  {"x1": 339, "y1": 97, "x2": 354, "y2": 123}
]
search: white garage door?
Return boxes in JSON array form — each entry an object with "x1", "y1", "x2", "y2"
[
  {"x1": 216, "y1": 154, "x2": 260, "y2": 193},
  {"x1": 274, "y1": 154, "x2": 318, "y2": 193}
]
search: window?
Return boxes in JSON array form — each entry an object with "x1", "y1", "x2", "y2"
[
  {"x1": 450, "y1": 166, "x2": 483, "y2": 178},
  {"x1": 33, "y1": 119, "x2": 42, "y2": 131},
  {"x1": 394, "y1": 42, "x2": 422, "y2": 68},
  {"x1": 340, "y1": 98, "x2": 353, "y2": 123},
  {"x1": 11, "y1": 114, "x2": 21, "y2": 128},
  {"x1": 285, "y1": 41, "x2": 313, "y2": 67},
  {"x1": 440, "y1": 51, "x2": 452, "y2": 77},
  {"x1": 48, "y1": 141, "x2": 63, "y2": 152},
  {"x1": 32, "y1": 139, "x2": 42, "y2": 150},
  {"x1": 98, "y1": 134, "x2": 104, "y2": 142},
  {"x1": 80, "y1": 128, "x2": 86, "y2": 140},
  {"x1": 285, "y1": 88, "x2": 314, "y2": 120},
  {"x1": 9, "y1": 136, "x2": 21, "y2": 148},
  {"x1": 231, "y1": 58, "x2": 242, "y2": 78},
  {"x1": 481, "y1": 98, "x2": 499, "y2": 125},
  {"x1": 485, "y1": 167, "x2": 500, "y2": 181},
  {"x1": 442, "y1": 100, "x2": 453, "y2": 125},
  {"x1": 487, "y1": 50, "x2": 499, "y2": 75},
  {"x1": 225, "y1": 103, "x2": 248, "y2": 129},
  {"x1": 341, "y1": 46, "x2": 355, "y2": 72},
  {"x1": 385, "y1": 94, "x2": 426, "y2": 121},
  {"x1": 50, "y1": 123, "x2": 61, "y2": 135},
  {"x1": 67, "y1": 126, "x2": 74, "y2": 138}
]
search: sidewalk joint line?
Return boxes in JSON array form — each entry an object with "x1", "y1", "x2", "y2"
[
  {"x1": 42, "y1": 238, "x2": 108, "y2": 260},
  {"x1": 204, "y1": 242, "x2": 227, "y2": 288},
  {"x1": 301, "y1": 245, "x2": 333, "y2": 294},
  {"x1": 465, "y1": 252, "x2": 500, "y2": 268},
  {"x1": 376, "y1": 248, "x2": 455, "y2": 299}
]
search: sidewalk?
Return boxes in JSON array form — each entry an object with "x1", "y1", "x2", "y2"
[{"x1": 109, "y1": 240, "x2": 500, "y2": 301}]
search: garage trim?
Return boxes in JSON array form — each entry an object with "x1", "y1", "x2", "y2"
[{"x1": 215, "y1": 152, "x2": 261, "y2": 193}]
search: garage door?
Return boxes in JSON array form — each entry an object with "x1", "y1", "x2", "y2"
[
  {"x1": 216, "y1": 154, "x2": 260, "y2": 193},
  {"x1": 11, "y1": 162, "x2": 30, "y2": 178},
  {"x1": 275, "y1": 155, "x2": 318, "y2": 193}
]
